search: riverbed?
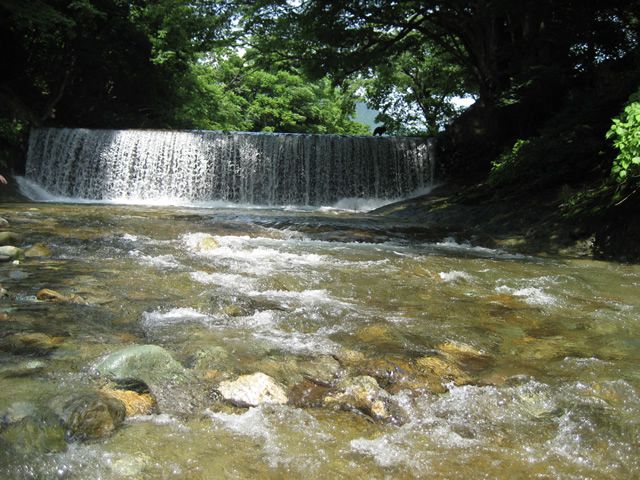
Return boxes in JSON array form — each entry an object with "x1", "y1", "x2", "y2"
[{"x1": 1, "y1": 202, "x2": 639, "y2": 479}]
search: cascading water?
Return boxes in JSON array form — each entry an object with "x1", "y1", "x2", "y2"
[{"x1": 25, "y1": 128, "x2": 434, "y2": 205}]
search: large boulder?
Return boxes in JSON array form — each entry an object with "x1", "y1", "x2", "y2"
[
  {"x1": 95, "y1": 344, "x2": 187, "y2": 386},
  {"x1": 217, "y1": 372, "x2": 288, "y2": 407}
]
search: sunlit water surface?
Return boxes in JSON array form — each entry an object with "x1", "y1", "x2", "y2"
[{"x1": 0, "y1": 203, "x2": 639, "y2": 479}]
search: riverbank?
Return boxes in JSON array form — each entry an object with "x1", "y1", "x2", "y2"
[{"x1": 375, "y1": 180, "x2": 640, "y2": 262}]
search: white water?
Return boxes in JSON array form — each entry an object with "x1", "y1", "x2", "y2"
[{"x1": 25, "y1": 128, "x2": 434, "y2": 206}]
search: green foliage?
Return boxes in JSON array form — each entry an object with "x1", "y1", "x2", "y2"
[
  {"x1": 175, "y1": 52, "x2": 369, "y2": 134},
  {"x1": 363, "y1": 46, "x2": 474, "y2": 135},
  {"x1": 607, "y1": 90, "x2": 640, "y2": 184}
]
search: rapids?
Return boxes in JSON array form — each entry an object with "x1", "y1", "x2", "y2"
[{"x1": 0, "y1": 202, "x2": 639, "y2": 479}]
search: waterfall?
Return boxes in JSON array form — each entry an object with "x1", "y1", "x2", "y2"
[{"x1": 25, "y1": 128, "x2": 434, "y2": 206}]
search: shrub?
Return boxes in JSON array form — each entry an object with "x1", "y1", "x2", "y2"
[{"x1": 606, "y1": 90, "x2": 640, "y2": 184}]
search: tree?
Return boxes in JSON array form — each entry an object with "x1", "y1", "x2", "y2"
[
  {"x1": 178, "y1": 50, "x2": 369, "y2": 134},
  {"x1": 238, "y1": 0, "x2": 640, "y2": 173}
]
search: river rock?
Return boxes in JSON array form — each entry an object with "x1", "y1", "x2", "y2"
[
  {"x1": 95, "y1": 344, "x2": 187, "y2": 385},
  {"x1": 0, "y1": 231, "x2": 23, "y2": 246},
  {"x1": 0, "y1": 359, "x2": 47, "y2": 377},
  {"x1": 217, "y1": 372, "x2": 288, "y2": 407},
  {"x1": 288, "y1": 379, "x2": 330, "y2": 407},
  {"x1": 189, "y1": 345, "x2": 230, "y2": 370},
  {"x1": 333, "y1": 348, "x2": 366, "y2": 366},
  {"x1": 195, "y1": 234, "x2": 220, "y2": 252},
  {"x1": 355, "y1": 357, "x2": 445, "y2": 394},
  {"x1": 0, "y1": 217, "x2": 8, "y2": 227},
  {"x1": 0, "y1": 409, "x2": 67, "y2": 454},
  {"x1": 24, "y1": 243, "x2": 52, "y2": 258},
  {"x1": 36, "y1": 288, "x2": 84, "y2": 303},
  {"x1": 323, "y1": 375, "x2": 405, "y2": 423},
  {"x1": 0, "y1": 332, "x2": 64, "y2": 355},
  {"x1": 0, "y1": 245, "x2": 21, "y2": 259},
  {"x1": 298, "y1": 355, "x2": 343, "y2": 385},
  {"x1": 62, "y1": 392, "x2": 126, "y2": 441},
  {"x1": 100, "y1": 386, "x2": 157, "y2": 417},
  {"x1": 415, "y1": 355, "x2": 471, "y2": 386},
  {"x1": 437, "y1": 341, "x2": 491, "y2": 373}
]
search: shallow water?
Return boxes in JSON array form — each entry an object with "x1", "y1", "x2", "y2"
[{"x1": 1, "y1": 202, "x2": 639, "y2": 479}]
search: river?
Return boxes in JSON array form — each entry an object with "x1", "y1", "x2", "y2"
[{"x1": 1, "y1": 200, "x2": 638, "y2": 479}]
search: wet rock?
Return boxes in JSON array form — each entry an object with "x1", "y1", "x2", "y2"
[
  {"x1": 100, "y1": 385, "x2": 157, "y2": 417},
  {"x1": 437, "y1": 341, "x2": 491, "y2": 373},
  {"x1": 195, "y1": 234, "x2": 220, "y2": 252},
  {"x1": 0, "y1": 332, "x2": 64, "y2": 355},
  {"x1": 24, "y1": 243, "x2": 52, "y2": 258},
  {"x1": 415, "y1": 355, "x2": 471, "y2": 386},
  {"x1": 323, "y1": 375, "x2": 405, "y2": 423},
  {"x1": 505, "y1": 336, "x2": 569, "y2": 361},
  {"x1": 0, "y1": 409, "x2": 67, "y2": 454},
  {"x1": 95, "y1": 344, "x2": 187, "y2": 386},
  {"x1": 109, "y1": 453, "x2": 150, "y2": 477},
  {"x1": 355, "y1": 323, "x2": 399, "y2": 348},
  {"x1": 62, "y1": 392, "x2": 126, "y2": 441},
  {"x1": 356, "y1": 357, "x2": 444, "y2": 394},
  {"x1": 0, "y1": 217, "x2": 8, "y2": 227},
  {"x1": 0, "y1": 231, "x2": 22, "y2": 246},
  {"x1": 0, "y1": 245, "x2": 21, "y2": 259},
  {"x1": 0, "y1": 284, "x2": 8, "y2": 297},
  {"x1": 189, "y1": 345, "x2": 230, "y2": 370},
  {"x1": 333, "y1": 348, "x2": 366, "y2": 366},
  {"x1": 0, "y1": 359, "x2": 47, "y2": 377},
  {"x1": 217, "y1": 372, "x2": 288, "y2": 407},
  {"x1": 250, "y1": 356, "x2": 304, "y2": 387},
  {"x1": 36, "y1": 288, "x2": 84, "y2": 303},
  {"x1": 438, "y1": 341, "x2": 486, "y2": 360},
  {"x1": 288, "y1": 379, "x2": 330, "y2": 407},
  {"x1": 0, "y1": 255, "x2": 11, "y2": 262},
  {"x1": 1, "y1": 401, "x2": 39, "y2": 424},
  {"x1": 298, "y1": 355, "x2": 342, "y2": 385}
]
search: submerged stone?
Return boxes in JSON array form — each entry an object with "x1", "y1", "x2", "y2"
[
  {"x1": 415, "y1": 355, "x2": 471, "y2": 386},
  {"x1": 24, "y1": 243, "x2": 52, "y2": 258},
  {"x1": 95, "y1": 344, "x2": 187, "y2": 386},
  {"x1": 0, "y1": 332, "x2": 64, "y2": 356},
  {"x1": 323, "y1": 375, "x2": 405, "y2": 424},
  {"x1": 36, "y1": 288, "x2": 84, "y2": 303},
  {"x1": 0, "y1": 409, "x2": 67, "y2": 454},
  {"x1": 189, "y1": 345, "x2": 230, "y2": 371},
  {"x1": 297, "y1": 355, "x2": 343, "y2": 385},
  {"x1": 62, "y1": 392, "x2": 126, "y2": 441},
  {"x1": 217, "y1": 372, "x2": 288, "y2": 407},
  {"x1": 0, "y1": 232, "x2": 23, "y2": 246},
  {"x1": 288, "y1": 379, "x2": 330, "y2": 408}
]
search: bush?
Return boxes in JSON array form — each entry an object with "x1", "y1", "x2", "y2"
[{"x1": 606, "y1": 90, "x2": 640, "y2": 184}]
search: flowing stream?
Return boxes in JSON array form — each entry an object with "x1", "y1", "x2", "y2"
[
  {"x1": 1, "y1": 128, "x2": 639, "y2": 478},
  {"x1": 0, "y1": 202, "x2": 639, "y2": 479}
]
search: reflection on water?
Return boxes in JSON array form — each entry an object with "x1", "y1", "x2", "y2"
[{"x1": 0, "y1": 203, "x2": 639, "y2": 479}]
